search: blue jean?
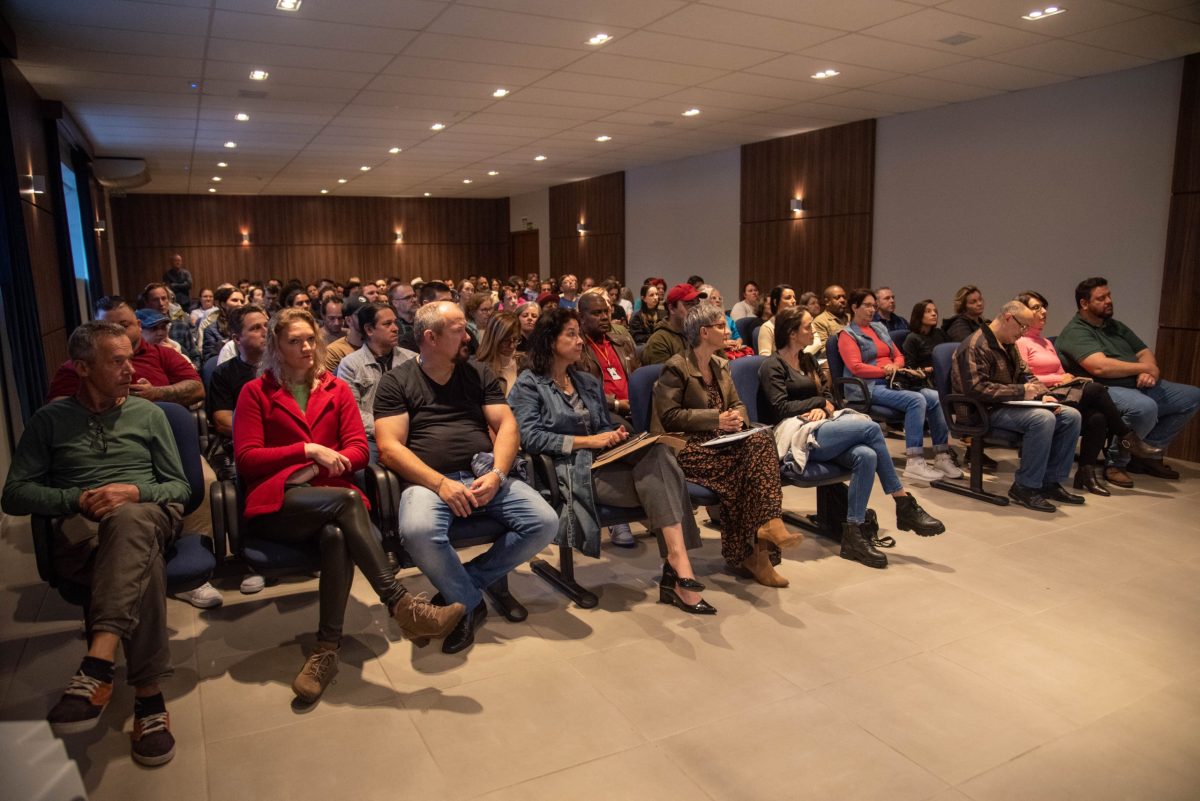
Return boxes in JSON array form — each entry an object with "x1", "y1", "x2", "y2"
[
  {"x1": 1105, "y1": 380, "x2": 1200, "y2": 466},
  {"x1": 989, "y1": 405, "x2": 1082, "y2": 489},
  {"x1": 397, "y1": 471, "x2": 558, "y2": 609},
  {"x1": 870, "y1": 386, "x2": 950, "y2": 451},
  {"x1": 806, "y1": 416, "x2": 904, "y2": 524}
]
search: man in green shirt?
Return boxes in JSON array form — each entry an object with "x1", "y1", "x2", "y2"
[
  {"x1": 641, "y1": 283, "x2": 701, "y2": 365},
  {"x1": 1055, "y1": 277, "x2": 1200, "y2": 480},
  {"x1": 2, "y1": 321, "x2": 191, "y2": 767}
]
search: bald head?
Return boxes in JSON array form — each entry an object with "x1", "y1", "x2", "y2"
[{"x1": 822, "y1": 285, "x2": 847, "y2": 316}]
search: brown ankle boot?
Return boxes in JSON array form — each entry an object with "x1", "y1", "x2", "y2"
[
  {"x1": 739, "y1": 543, "x2": 789, "y2": 588},
  {"x1": 756, "y1": 517, "x2": 802, "y2": 549},
  {"x1": 392, "y1": 593, "x2": 466, "y2": 647},
  {"x1": 292, "y1": 642, "x2": 339, "y2": 703}
]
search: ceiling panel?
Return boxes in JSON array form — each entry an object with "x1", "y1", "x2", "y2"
[
  {"x1": 6, "y1": 0, "x2": 211, "y2": 35},
  {"x1": 867, "y1": 74, "x2": 1002, "y2": 102},
  {"x1": 1068, "y1": 14, "x2": 1200, "y2": 59},
  {"x1": 428, "y1": 5, "x2": 632, "y2": 49},
  {"x1": 204, "y1": 37, "x2": 396, "y2": 72},
  {"x1": 531, "y1": 71, "x2": 682, "y2": 98},
  {"x1": 988, "y1": 39, "x2": 1155, "y2": 76},
  {"x1": 403, "y1": 32, "x2": 582, "y2": 69},
  {"x1": 562, "y1": 53, "x2": 726, "y2": 86},
  {"x1": 800, "y1": 34, "x2": 973, "y2": 72},
  {"x1": 458, "y1": 0, "x2": 687, "y2": 27},
  {"x1": 696, "y1": 0, "x2": 920, "y2": 31},
  {"x1": 938, "y1": 0, "x2": 1149, "y2": 37},
  {"x1": 646, "y1": 5, "x2": 843, "y2": 52},
  {"x1": 17, "y1": 21, "x2": 207, "y2": 59},
  {"x1": 209, "y1": 9, "x2": 418, "y2": 53},
  {"x1": 746, "y1": 53, "x2": 905, "y2": 88},
  {"x1": 859, "y1": 8, "x2": 1053, "y2": 57},
  {"x1": 657, "y1": 87, "x2": 792, "y2": 112},
  {"x1": 698, "y1": 72, "x2": 844, "y2": 102},
  {"x1": 213, "y1": 0, "x2": 449, "y2": 29},
  {"x1": 380, "y1": 56, "x2": 552, "y2": 86},
  {"x1": 918, "y1": 58, "x2": 1072, "y2": 91},
  {"x1": 603, "y1": 31, "x2": 781, "y2": 70}
]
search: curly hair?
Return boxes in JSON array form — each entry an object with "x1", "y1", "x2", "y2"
[
  {"x1": 526, "y1": 306, "x2": 579, "y2": 376},
  {"x1": 260, "y1": 307, "x2": 326, "y2": 385}
]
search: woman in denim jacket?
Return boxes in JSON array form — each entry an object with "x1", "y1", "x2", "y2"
[{"x1": 509, "y1": 308, "x2": 712, "y2": 614}]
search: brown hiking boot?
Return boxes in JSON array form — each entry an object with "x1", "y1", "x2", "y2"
[
  {"x1": 292, "y1": 643, "x2": 339, "y2": 704},
  {"x1": 392, "y1": 593, "x2": 466, "y2": 647}
]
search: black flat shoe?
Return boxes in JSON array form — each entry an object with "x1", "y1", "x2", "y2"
[
  {"x1": 485, "y1": 580, "x2": 528, "y2": 623},
  {"x1": 1007, "y1": 483, "x2": 1056, "y2": 513},
  {"x1": 658, "y1": 585, "x2": 717, "y2": 615},
  {"x1": 661, "y1": 562, "x2": 705, "y2": 592},
  {"x1": 1041, "y1": 483, "x2": 1085, "y2": 505},
  {"x1": 442, "y1": 600, "x2": 487, "y2": 655}
]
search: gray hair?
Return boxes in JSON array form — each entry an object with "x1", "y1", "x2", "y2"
[
  {"x1": 684, "y1": 303, "x2": 727, "y2": 347},
  {"x1": 413, "y1": 300, "x2": 457, "y2": 347},
  {"x1": 999, "y1": 300, "x2": 1028, "y2": 317},
  {"x1": 68, "y1": 321, "x2": 127, "y2": 364}
]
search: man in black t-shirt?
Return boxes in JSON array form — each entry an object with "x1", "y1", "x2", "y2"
[{"x1": 374, "y1": 301, "x2": 557, "y2": 655}]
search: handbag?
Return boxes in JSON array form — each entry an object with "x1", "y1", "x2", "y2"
[{"x1": 888, "y1": 368, "x2": 931, "y2": 391}]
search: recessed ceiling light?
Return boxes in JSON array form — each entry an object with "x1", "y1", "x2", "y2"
[
  {"x1": 534, "y1": 154, "x2": 547, "y2": 161},
  {"x1": 388, "y1": 146, "x2": 401, "y2": 154},
  {"x1": 208, "y1": 187, "x2": 217, "y2": 193},
  {"x1": 1022, "y1": 6, "x2": 1066, "y2": 20},
  {"x1": 249, "y1": 69, "x2": 268, "y2": 81},
  {"x1": 595, "y1": 135, "x2": 612, "y2": 142},
  {"x1": 682, "y1": 108, "x2": 701, "y2": 117},
  {"x1": 487, "y1": 170, "x2": 499, "y2": 176},
  {"x1": 276, "y1": 0, "x2": 301, "y2": 10},
  {"x1": 463, "y1": 178, "x2": 473, "y2": 184},
  {"x1": 430, "y1": 122, "x2": 445, "y2": 131},
  {"x1": 235, "y1": 112, "x2": 249, "y2": 121},
  {"x1": 217, "y1": 161, "x2": 228, "y2": 168},
  {"x1": 360, "y1": 165, "x2": 371, "y2": 171},
  {"x1": 423, "y1": 192, "x2": 431, "y2": 197},
  {"x1": 320, "y1": 188, "x2": 329, "y2": 194},
  {"x1": 587, "y1": 33, "x2": 612, "y2": 46},
  {"x1": 211, "y1": 176, "x2": 221, "y2": 182},
  {"x1": 223, "y1": 141, "x2": 237, "y2": 148},
  {"x1": 812, "y1": 69, "x2": 840, "y2": 79},
  {"x1": 492, "y1": 88, "x2": 510, "y2": 98},
  {"x1": 337, "y1": 178, "x2": 347, "y2": 184}
]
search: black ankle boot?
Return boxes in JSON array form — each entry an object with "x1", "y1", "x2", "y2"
[
  {"x1": 840, "y1": 522, "x2": 888, "y2": 569},
  {"x1": 1073, "y1": 464, "x2": 1111, "y2": 496},
  {"x1": 1117, "y1": 432, "x2": 1164, "y2": 461},
  {"x1": 894, "y1": 494, "x2": 945, "y2": 537}
]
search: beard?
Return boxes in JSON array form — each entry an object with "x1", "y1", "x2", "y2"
[{"x1": 452, "y1": 343, "x2": 470, "y2": 363}]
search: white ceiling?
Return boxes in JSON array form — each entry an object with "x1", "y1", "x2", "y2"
[{"x1": 7, "y1": 0, "x2": 1198, "y2": 197}]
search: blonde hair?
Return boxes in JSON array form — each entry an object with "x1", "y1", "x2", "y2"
[{"x1": 260, "y1": 307, "x2": 326, "y2": 385}]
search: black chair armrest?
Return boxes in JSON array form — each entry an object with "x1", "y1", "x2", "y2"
[
  {"x1": 209, "y1": 479, "x2": 240, "y2": 561},
  {"x1": 944, "y1": 393, "x2": 992, "y2": 438},
  {"x1": 832, "y1": 376, "x2": 873, "y2": 413},
  {"x1": 529, "y1": 453, "x2": 561, "y2": 509},
  {"x1": 29, "y1": 515, "x2": 61, "y2": 586},
  {"x1": 363, "y1": 464, "x2": 399, "y2": 539},
  {"x1": 191, "y1": 408, "x2": 210, "y2": 456}
]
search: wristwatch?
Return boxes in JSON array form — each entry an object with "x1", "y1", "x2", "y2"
[{"x1": 490, "y1": 467, "x2": 506, "y2": 484}]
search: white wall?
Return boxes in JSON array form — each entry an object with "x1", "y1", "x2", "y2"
[
  {"x1": 508, "y1": 188, "x2": 550, "y2": 278},
  {"x1": 874, "y1": 60, "x2": 1182, "y2": 339},
  {"x1": 625, "y1": 147, "x2": 741, "y2": 306}
]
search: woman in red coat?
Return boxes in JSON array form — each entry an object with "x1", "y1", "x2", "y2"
[{"x1": 234, "y1": 308, "x2": 463, "y2": 704}]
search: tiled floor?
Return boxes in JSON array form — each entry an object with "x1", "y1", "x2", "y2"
[{"x1": 2, "y1": 450, "x2": 1199, "y2": 801}]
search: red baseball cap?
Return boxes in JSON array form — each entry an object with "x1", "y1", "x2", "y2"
[{"x1": 666, "y1": 283, "x2": 700, "y2": 306}]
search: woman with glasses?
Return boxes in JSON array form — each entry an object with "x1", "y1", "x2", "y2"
[
  {"x1": 651, "y1": 304, "x2": 795, "y2": 589},
  {"x1": 473, "y1": 311, "x2": 523, "y2": 396}
]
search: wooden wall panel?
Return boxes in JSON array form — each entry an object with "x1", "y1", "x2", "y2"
[
  {"x1": 740, "y1": 120, "x2": 874, "y2": 294},
  {"x1": 1157, "y1": 192, "x2": 1200, "y2": 331},
  {"x1": 110, "y1": 194, "x2": 510, "y2": 294},
  {"x1": 1154, "y1": 328, "x2": 1200, "y2": 462},
  {"x1": 549, "y1": 171, "x2": 624, "y2": 281},
  {"x1": 1172, "y1": 52, "x2": 1200, "y2": 195}
]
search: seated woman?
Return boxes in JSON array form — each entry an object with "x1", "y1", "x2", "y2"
[
  {"x1": 901, "y1": 299, "x2": 949, "y2": 375},
  {"x1": 943, "y1": 284, "x2": 987, "y2": 342},
  {"x1": 838, "y1": 289, "x2": 963, "y2": 484},
  {"x1": 759, "y1": 307, "x2": 945, "y2": 568},
  {"x1": 651, "y1": 304, "x2": 796, "y2": 589},
  {"x1": 234, "y1": 308, "x2": 464, "y2": 704},
  {"x1": 629, "y1": 282, "x2": 664, "y2": 345},
  {"x1": 510, "y1": 308, "x2": 712, "y2": 613},
  {"x1": 514, "y1": 301, "x2": 540, "y2": 354},
  {"x1": 756, "y1": 284, "x2": 796, "y2": 357},
  {"x1": 1015, "y1": 290, "x2": 1162, "y2": 494},
  {"x1": 474, "y1": 311, "x2": 522, "y2": 396}
]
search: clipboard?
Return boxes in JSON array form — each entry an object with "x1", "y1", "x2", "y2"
[{"x1": 592, "y1": 432, "x2": 686, "y2": 470}]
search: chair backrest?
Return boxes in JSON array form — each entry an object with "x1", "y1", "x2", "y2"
[
  {"x1": 890, "y1": 328, "x2": 910, "y2": 353},
  {"x1": 735, "y1": 317, "x2": 758, "y2": 348},
  {"x1": 931, "y1": 342, "x2": 959, "y2": 403},
  {"x1": 728, "y1": 355, "x2": 765, "y2": 423},
  {"x1": 155, "y1": 401, "x2": 205, "y2": 516},
  {"x1": 750, "y1": 324, "x2": 763, "y2": 354},
  {"x1": 628, "y1": 363, "x2": 664, "y2": 434},
  {"x1": 825, "y1": 329, "x2": 846, "y2": 379},
  {"x1": 201, "y1": 355, "x2": 220, "y2": 388}
]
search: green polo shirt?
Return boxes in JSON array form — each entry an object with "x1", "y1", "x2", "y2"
[{"x1": 1055, "y1": 313, "x2": 1148, "y2": 389}]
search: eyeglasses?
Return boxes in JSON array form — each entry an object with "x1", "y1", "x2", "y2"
[
  {"x1": 88, "y1": 416, "x2": 108, "y2": 454},
  {"x1": 1008, "y1": 314, "x2": 1030, "y2": 333}
]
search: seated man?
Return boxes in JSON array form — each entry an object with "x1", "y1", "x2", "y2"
[
  {"x1": 1056, "y1": 276, "x2": 1200, "y2": 481},
  {"x1": 139, "y1": 281, "x2": 198, "y2": 364},
  {"x1": 136, "y1": 308, "x2": 180, "y2": 354},
  {"x1": 373, "y1": 301, "x2": 558, "y2": 655},
  {"x1": 322, "y1": 294, "x2": 369, "y2": 373},
  {"x1": 641, "y1": 283, "x2": 701, "y2": 365},
  {"x1": 208, "y1": 304, "x2": 268, "y2": 455},
  {"x1": 952, "y1": 301, "x2": 1084, "y2": 512},
  {"x1": 811, "y1": 284, "x2": 850, "y2": 362},
  {"x1": 2, "y1": 321, "x2": 192, "y2": 766},
  {"x1": 336, "y1": 301, "x2": 417, "y2": 461}
]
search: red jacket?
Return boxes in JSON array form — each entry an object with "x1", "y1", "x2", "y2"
[
  {"x1": 233, "y1": 370, "x2": 369, "y2": 519},
  {"x1": 48, "y1": 338, "x2": 199, "y2": 400}
]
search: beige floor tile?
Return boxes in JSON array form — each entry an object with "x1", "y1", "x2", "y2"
[
  {"x1": 472, "y1": 743, "x2": 711, "y2": 801},
  {"x1": 1084, "y1": 675, "x2": 1200, "y2": 780},
  {"x1": 206, "y1": 703, "x2": 453, "y2": 801},
  {"x1": 568, "y1": 625, "x2": 800, "y2": 741},
  {"x1": 659, "y1": 694, "x2": 947, "y2": 801},
  {"x1": 826, "y1": 573, "x2": 1021, "y2": 648},
  {"x1": 405, "y1": 660, "x2": 641, "y2": 798},
  {"x1": 934, "y1": 617, "x2": 1172, "y2": 725},
  {"x1": 959, "y1": 722, "x2": 1195, "y2": 801},
  {"x1": 815, "y1": 653, "x2": 1074, "y2": 785}
]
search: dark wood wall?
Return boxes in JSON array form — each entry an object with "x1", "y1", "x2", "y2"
[
  {"x1": 110, "y1": 194, "x2": 510, "y2": 294},
  {"x1": 740, "y1": 120, "x2": 873, "y2": 295},
  {"x1": 549, "y1": 171, "x2": 624, "y2": 282},
  {"x1": 1157, "y1": 53, "x2": 1200, "y2": 461}
]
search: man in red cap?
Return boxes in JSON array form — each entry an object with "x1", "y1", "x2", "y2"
[{"x1": 641, "y1": 283, "x2": 702, "y2": 365}]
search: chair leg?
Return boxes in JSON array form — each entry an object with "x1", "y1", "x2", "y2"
[
  {"x1": 930, "y1": 437, "x2": 1009, "y2": 505},
  {"x1": 530, "y1": 545, "x2": 598, "y2": 609}
]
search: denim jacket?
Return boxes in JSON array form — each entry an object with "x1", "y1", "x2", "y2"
[
  {"x1": 509, "y1": 367, "x2": 617, "y2": 558},
  {"x1": 840, "y1": 321, "x2": 897, "y2": 402}
]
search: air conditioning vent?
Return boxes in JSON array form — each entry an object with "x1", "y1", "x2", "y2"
[{"x1": 939, "y1": 33, "x2": 978, "y2": 46}]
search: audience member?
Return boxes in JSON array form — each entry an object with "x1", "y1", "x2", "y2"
[
  {"x1": 944, "y1": 285, "x2": 987, "y2": 342},
  {"x1": 283, "y1": 287, "x2": 311, "y2": 310},
  {"x1": 319, "y1": 295, "x2": 345, "y2": 345},
  {"x1": 577, "y1": 291, "x2": 640, "y2": 428},
  {"x1": 139, "y1": 282, "x2": 197, "y2": 363},
  {"x1": 757, "y1": 284, "x2": 797, "y2": 357},
  {"x1": 515, "y1": 301, "x2": 540, "y2": 352},
  {"x1": 207, "y1": 304, "x2": 267, "y2": 448},
  {"x1": 901, "y1": 299, "x2": 948, "y2": 375},
  {"x1": 474, "y1": 312, "x2": 522, "y2": 396},
  {"x1": 323, "y1": 295, "x2": 369, "y2": 373},
  {"x1": 336, "y1": 302, "x2": 417, "y2": 460},
  {"x1": 373, "y1": 301, "x2": 558, "y2": 654},
  {"x1": 731, "y1": 280, "x2": 760, "y2": 321},
  {"x1": 873, "y1": 287, "x2": 908, "y2": 334},
  {"x1": 389, "y1": 282, "x2": 418, "y2": 350},
  {"x1": 162, "y1": 253, "x2": 192, "y2": 311},
  {"x1": 201, "y1": 286, "x2": 247, "y2": 364},
  {"x1": 952, "y1": 301, "x2": 1084, "y2": 512},
  {"x1": 136, "y1": 309, "x2": 178, "y2": 354},
  {"x1": 558, "y1": 274, "x2": 579, "y2": 309},
  {"x1": 799, "y1": 291, "x2": 822, "y2": 319},
  {"x1": 642, "y1": 283, "x2": 700, "y2": 365},
  {"x1": 464, "y1": 291, "x2": 494, "y2": 354},
  {"x1": 189, "y1": 288, "x2": 215, "y2": 328},
  {"x1": 700, "y1": 286, "x2": 750, "y2": 356},
  {"x1": 811, "y1": 284, "x2": 850, "y2": 361},
  {"x1": 629, "y1": 282, "x2": 664, "y2": 345},
  {"x1": 536, "y1": 291, "x2": 560, "y2": 312}
]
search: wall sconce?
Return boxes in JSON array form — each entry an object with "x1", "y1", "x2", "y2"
[
  {"x1": 577, "y1": 223, "x2": 588, "y2": 235},
  {"x1": 241, "y1": 232, "x2": 252, "y2": 246},
  {"x1": 93, "y1": 219, "x2": 107, "y2": 234},
  {"x1": 395, "y1": 230, "x2": 403, "y2": 244},
  {"x1": 790, "y1": 198, "x2": 804, "y2": 214},
  {"x1": 20, "y1": 174, "x2": 46, "y2": 195}
]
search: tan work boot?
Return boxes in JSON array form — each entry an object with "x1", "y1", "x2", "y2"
[
  {"x1": 392, "y1": 593, "x2": 466, "y2": 647},
  {"x1": 756, "y1": 517, "x2": 802, "y2": 549},
  {"x1": 739, "y1": 542, "x2": 789, "y2": 588},
  {"x1": 292, "y1": 642, "x2": 339, "y2": 703}
]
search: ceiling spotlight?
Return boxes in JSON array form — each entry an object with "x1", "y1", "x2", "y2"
[
  {"x1": 276, "y1": 0, "x2": 301, "y2": 9},
  {"x1": 534, "y1": 154, "x2": 547, "y2": 161},
  {"x1": 360, "y1": 165, "x2": 371, "y2": 171},
  {"x1": 587, "y1": 33, "x2": 612, "y2": 46},
  {"x1": 337, "y1": 178, "x2": 347, "y2": 183},
  {"x1": 423, "y1": 192, "x2": 431, "y2": 197},
  {"x1": 235, "y1": 112, "x2": 249, "y2": 121},
  {"x1": 487, "y1": 170, "x2": 499, "y2": 176},
  {"x1": 682, "y1": 108, "x2": 701, "y2": 117},
  {"x1": 211, "y1": 176, "x2": 222, "y2": 182},
  {"x1": 223, "y1": 141, "x2": 237, "y2": 148},
  {"x1": 492, "y1": 88, "x2": 510, "y2": 98},
  {"x1": 388, "y1": 146, "x2": 401, "y2": 154},
  {"x1": 249, "y1": 69, "x2": 269, "y2": 81},
  {"x1": 208, "y1": 187, "x2": 217, "y2": 193},
  {"x1": 812, "y1": 69, "x2": 840, "y2": 79},
  {"x1": 217, "y1": 162, "x2": 228, "y2": 168},
  {"x1": 595, "y1": 135, "x2": 612, "y2": 142},
  {"x1": 463, "y1": 178, "x2": 473, "y2": 184},
  {"x1": 430, "y1": 122, "x2": 445, "y2": 131},
  {"x1": 320, "y1": 189, "x2": 328, "y2": 194},
  {"x1": 1022, "y1": 6, "x2": 1066, "y2": 19}
]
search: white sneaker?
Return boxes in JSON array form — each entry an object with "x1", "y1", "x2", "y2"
[
  {"x1": 180, "y1": 582, "x2": 223, "y2": 609},
  {"x1": 240, "y1": 574, "x2": 265, "y2": 594},
  {"x1": 903, "y1": 459, "x2": 945, "y2": 484},
  {"x1": 933, "y1": 452, "x2": 963, "y2": 479},
  {"x1": 609, "y1": 523, "x2": 636, "y2": 548}
]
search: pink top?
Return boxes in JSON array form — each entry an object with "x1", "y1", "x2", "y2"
[
  {"x1": 839, "y1": 325, "x2": 902, "y2": 379},
  {"x1": 1017, "y1": 330, "x2": 1067, "y2": 387}
]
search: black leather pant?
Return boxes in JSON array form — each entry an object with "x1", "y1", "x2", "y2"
[
  {"x1": 1072, "y1": 381, "x2": 1131, "y2": 466},
  {"x1": 250, "y1": 486, "x2": 403, "y2": 644}
]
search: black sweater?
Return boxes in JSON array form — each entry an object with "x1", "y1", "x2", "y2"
[{"x1": 757, "y1": 353, "x2": 829, "y2": 425}]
